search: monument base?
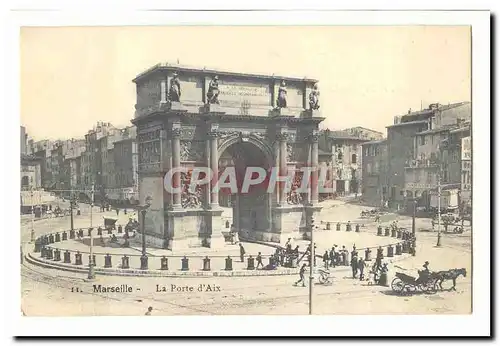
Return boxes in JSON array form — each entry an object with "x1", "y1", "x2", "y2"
[{"x1": 165, "y1": 208, "x2": 226, "y2": 251}]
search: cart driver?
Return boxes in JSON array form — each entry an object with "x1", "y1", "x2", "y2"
[{"x1": 416, "y1": 261, "x2": 431, "y2": 284}]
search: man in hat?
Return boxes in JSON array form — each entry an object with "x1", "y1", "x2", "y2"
[{"x1": 416, "y1": 261, "x2": 431, "y2": 285}]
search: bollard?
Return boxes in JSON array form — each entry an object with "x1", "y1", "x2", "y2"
[
  {"x1": 225, "y1": 256, "x2": 233, "y2": 271},
  {"x1": 181, "y1": 256, "x2": 189, "y2": 271},
  {"x1": 103, "y1": 254, "x2": 112, "y2": 268},
  {"x1": 355, "y1": 224, "x2": 360, "y2": 232},
  {"x1": 118, "y1": 225, "x2": 123, "y2": 233},
  {"x1": 395, "y1": 243, "x2": 402, "y2": 255},
  {"x1": 49, "y1": 234, "x2": 54, "y2": 244},
  {"x1": 122, "y1": 255, "x2": 130, "y2": 269},
  {"x1": 140, "y1": 255, "x2": 148, "y2": 270},
  {"x1": 160, "y1": 256, "x2": 169, "y2": 270},
  {"x1": 88, "y1": 255, "x2": 96, "y2": 266},
  {"x1": 268, "y1": 256, "x2": 275, "y2": 266},
  {"x1": 364, "y1": 248, "x2": 372, "y2": 261},
  {"x1": 387, "y1": 245, "x2": 394, "y2": 257},
  {"x1": 75, "y1": 252, "x2": 83, "y2": 265},
  {"x1": 202, "y1": 256, "x2": 211, "y2": 271},
  {"x1": 53, "y1": 249, "x2": 61, "y2": 261},
  {"x1": 247, "y1": 256, "x2": 255, "y2": 270},
  {"x1": 55, "y1": 233, "x2": 61, "y2": 242},
  {"x1": 391, "y1": 228, "x2": 397, "y2": 238},
  {"x1": 397, "y1": 230, "x2": 402, "y2": 239},
  {"x1": 62, "y1": 231, "x2": 68, "y2": 241},
  {"x1": 46, "y1": 248, "x2": 53, "y2": 260},
  {"x1": 34, "y1": 239, "x2": 41, "y2": 253},
  {"x1": 384, "y1": 228, "x2": 390, "y2": 237},
  {"x1": 326, "y1": 222, "x2": 331, "y2": 230},
  {"x1": 97, "y1": 227, "x2": 102, "y2": 236},
  {"x1": 225, "y1": 220, "x2": 230, "y2": 228},
  {"x1": 336, "y1": 223, "x2": 341, "y2": 231},
  {"x1": 63, "y1": 250, "x2": 71, "y2": 263},
  {"x1": 377, "y1": 226, "x2": 383, "y2": 236}
]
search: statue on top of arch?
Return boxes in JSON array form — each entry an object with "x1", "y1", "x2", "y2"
[
  {"x1": 275, "y1": 80, "x2": 287, "y2": 109},
  {"x1": 168, "y1": 72, "x2": 182, "y2": 102},
  {"x1": 206, "y1": 75, "x2": 220, "y2": 105},
  {"x1": 309, "y1": 83, "x2": 320, "y2": 110}
]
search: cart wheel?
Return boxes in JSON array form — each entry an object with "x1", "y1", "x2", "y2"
[
  {"x1": 319, "y1": 275, "x2": 326, "y2": 284},
  {"x1": 424, "y1": 282, "x2": 436, "y2": 294},
  {"x1": 391, "y1": 278, "x2": 404, "y2": 293}
]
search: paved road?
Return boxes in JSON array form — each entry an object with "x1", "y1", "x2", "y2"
[{"x1": 21, "y1": 200, "x2": 472, "y2": 316}]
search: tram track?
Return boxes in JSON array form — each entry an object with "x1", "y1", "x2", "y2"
[{"x1": 21, "y1": 261, "x2": 470, "y2": 315}]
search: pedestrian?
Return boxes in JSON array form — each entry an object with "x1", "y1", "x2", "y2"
[
  {"x1": 116, "y1": 208, "x2": 119, "y2": 216},
  {"x1": 145, "y1": 306, "x2": 153, "y2": 316},
  {"x1": 358, "y1": 257, "x2": 366, "y2": 281},
  {"x1": 256, "y1": 252, "x2": 264, "y2": 269},
  {"x1": 374, "y1": 246, "x2": 384, "y2": 272},
  {"x1": 351, "y1": 255, "x2": 358, "y2": 278},
  {"x1": 239, "y1": 243, "x2": 246, "y2": 262},
  {"x1": 294, "y1": 263, "x2": 308, "y2": 287},
  {"x1": 323, "y1": 250, "x2": 329, "y2": 269},
  {"x1": 329, "y1": 247, "x2": 336, "y2": 267}
]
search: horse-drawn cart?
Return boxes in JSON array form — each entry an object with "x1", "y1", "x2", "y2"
[
  {"x1": 103, "y1": 216, "x2": 118, "y2": 230},
  {"x1": 391, "y1": 272, "x2": 438, "y2": 295}
]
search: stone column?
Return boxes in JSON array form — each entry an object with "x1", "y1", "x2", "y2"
[
  {"x1": 208, "y1": 129, "x2": 219, "y2": 208},
  {"x1": 273, "y1": 139, "x2": 281, "y2": 206},
  {"x1": 205, "y1": 137, "x2": 211, "y2": 209},
  {"x1": 171, "y1": 127, "x2": 182, "y2": 209},
  {"x1": 278, "y1": 133, "x2": 288, "y2": 206},
  {"x1": 310, "y1": 130, "x2": 319, "y2": 205}
]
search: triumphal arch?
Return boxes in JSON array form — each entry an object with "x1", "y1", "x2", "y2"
[{"x1": 131, "y1": 63, "x2": 324, "y2": 250}]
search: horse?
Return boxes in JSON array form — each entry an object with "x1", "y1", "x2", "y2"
[{"x1": 435, "y1": 268, "x2": 467, "y2": 291}]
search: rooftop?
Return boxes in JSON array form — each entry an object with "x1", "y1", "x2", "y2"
[
  {"x1": 361, "y1": 139, "x2": 387, "y2": 146},
  {"x1": 415, "y1": 127, "x2": 451, "y2": 136},
  {"x1": 133, "y1": 62, "x2": 318, "y2": 84},
  {"x1": 386, "y1": 120, "x2": 429, "y2": 129}
]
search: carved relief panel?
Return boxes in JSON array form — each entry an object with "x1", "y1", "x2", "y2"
[{"x1": 138, "y1": 126, "x2": 162, "y2": 173}]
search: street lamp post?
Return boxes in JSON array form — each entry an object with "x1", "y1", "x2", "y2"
[
  {"x1": 70, "y1": 191, "x2": 75, "y2": 232},
  {"x1": 436, "y1": 140, "x2": 446, "y2": 248},
  {"x1": 412, "y1": 198, "x2": 417, "y2": 236},
  {"x1": 88, "y1": 183, "x2": 96, "y2": 280},
  {"x1": 30, "y1": 187, "x2": 35, "y2": 243},
  {"x1": 309, "y1": 215, "x2": 315, "y2": 315},
  {"x1": 436, "y1": 172, "x2": 442, "y2": 247},
  {"x1": 140, "y1": 196, "x2": 153, "y2": 270}
]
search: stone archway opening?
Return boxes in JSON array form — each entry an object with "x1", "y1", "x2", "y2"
[{"x1": 219, "y1": 141, "x2": 271, "y2": 238}]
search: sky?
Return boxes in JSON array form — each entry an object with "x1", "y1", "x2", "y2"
[{"x1": 20, "y1": 26, "x2": 471, "y2": 141}]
